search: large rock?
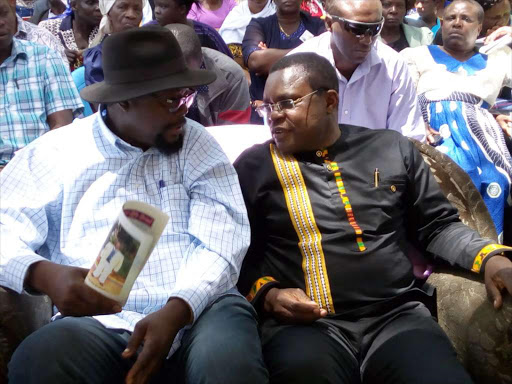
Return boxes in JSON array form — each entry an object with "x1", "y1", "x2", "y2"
[
  {"x1": 429, "y1": 269, "x2": 512, "y2": 384},
  {"x1": 0, "y1": 287, "x2": 52, "y2": 384}
]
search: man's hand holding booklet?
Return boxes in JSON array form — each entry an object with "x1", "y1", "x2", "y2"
[{"x1": 85, "y1": 201, "x2": 169, "y2": 305}]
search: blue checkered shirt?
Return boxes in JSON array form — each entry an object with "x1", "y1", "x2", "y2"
[
  {"x1": 0, "y1": 38, "x2": 83, "y2": 165},
  {"x1": 0, "y1": 113, "x2": 250, "y2": 356}
]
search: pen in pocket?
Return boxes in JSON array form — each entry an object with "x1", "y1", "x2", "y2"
[{"x1": 374, "y1": 168, "x2": 379, "y2": 187}]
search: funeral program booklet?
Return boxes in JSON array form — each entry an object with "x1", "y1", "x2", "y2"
[{"x1": 85, "y1": 201, "x2": 169, "y2": 305}]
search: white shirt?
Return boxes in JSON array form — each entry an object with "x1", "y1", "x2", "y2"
[
  {"x1": 290, "y1": 32, "x2": 426, "y2": 141},
  {"x1": 0, "y1": 112, "x2": 250, "y2": 356}
]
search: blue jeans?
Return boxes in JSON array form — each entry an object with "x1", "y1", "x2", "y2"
[{"x1": 8, "y1": 295, "x2": 268, "y2": 384}]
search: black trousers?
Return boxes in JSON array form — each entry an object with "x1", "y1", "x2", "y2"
[{"x1": 261, "y1": 301, "x2": 473, "y2": 384}]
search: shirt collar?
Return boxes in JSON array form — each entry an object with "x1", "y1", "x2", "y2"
[
  {"x1": 96, "y1": 106, "x2": 144, "y2": 154},
  {"x1": 60, "y1": 14, "x2": 74, "y2": 31},
  {"x1": 294, "y1": 126, "x2": 344, "y2": 163},
  {"x1": 3, "y1": 38, "x2": 29, "y2": 66},
  {"x1": 15, "y1": 15, "x2": 29, "y2": 39}
]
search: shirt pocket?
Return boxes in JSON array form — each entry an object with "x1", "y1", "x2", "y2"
[
  {"x1": 8, "y1": 75, "x2": 45, "y2": 113},
  {"x1": 366, "y1": 176, "x2": 407, "y2": 230}
]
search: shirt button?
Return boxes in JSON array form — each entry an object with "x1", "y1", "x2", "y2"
[
  {"x1": 326, "y1": 164, "x2": 333, "y2": 171},
  {"x1": 344, "y1": 110, "x2": 349, "y2": 115},
  {"x1": 316, "y1": 150, "x2": 323, "y2": 157},
  {"x1": 390, "y1": 185, "x2": 397, "y2": 192}
]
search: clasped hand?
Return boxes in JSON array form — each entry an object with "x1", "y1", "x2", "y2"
[{"x1": 263, "y1": 287, "x2": 328, "y2": 324}]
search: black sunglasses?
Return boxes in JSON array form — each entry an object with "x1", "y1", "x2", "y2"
[{"x1": 330, "y1": 15, "x2": 385, "y2": 38}]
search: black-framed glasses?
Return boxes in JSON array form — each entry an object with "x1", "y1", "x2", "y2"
[
  {"x1": 255, "y1": 89, "x2": 324, "y2": 118},
  {"x1": 330, "y1": 15, "x2": 384, "y2": 39},
  {"x1": 151, "y1": 89, "x2": 197, "y2": 113}
]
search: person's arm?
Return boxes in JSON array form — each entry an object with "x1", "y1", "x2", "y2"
[
  {"x1": 47, "y1": 109, "x2": 73, "y2": 129},
  {"x1": 242, "y1": 18, "x2": 290, "y2": 76},
  {"x1": 43, "y1": 48, "x2": 84, "y2": 119},
  {"x1": 163, "y1": 125, "x2": 251, "y2": 324},
  {"x1": 248, "y1": 47, "x2": 293, "y2": 76},
  {"x1": 387, "y1": 52, "x2": 426, "y2": 141},
  {"x1": 216, "y1": 62, "x2": 251, "y2": 125},
  {"x1": 402, "y1": 137, "x2": 512, "y2": 272},
  {"x1": 0, "y1": 143, "x2": 120, "y2": 317}
]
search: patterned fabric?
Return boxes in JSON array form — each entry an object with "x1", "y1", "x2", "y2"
[
  {"x1": 323, "y1": 153, "x2": 366, "y2": 252},
  {"x1": 228, "y1": 43, "x2": 242, "y2": 59},
  {"x1": 234, "y1": 125, "x2": 510, "y2": 315},
  {"x1": 39, "y1": 14, "x2": 99, "y2": 69},
  {"x1": 246, "y1": 276, "x2": 277, "y2": 302},
  {"x1": 0, "y1": 113, "x2": 250, "y2": 357},
  {"x1": 15, "y1": 14, "x2": 67, "y2": 63},
  {"x1": 0, "y1": 38, "x2": 83, "y2": 165},
  {"x1": 270, "y1": 143, "x2": 335, "y2": 314},
  {"x1": 419, "y1": 91, "x2": 512, "y2": 239},
  {"x1": 404, "y1": 45, "x2": 512, "y2": 240},
  {"x1": 472, "y1": 244, "x2": 512, "y2": 272}
]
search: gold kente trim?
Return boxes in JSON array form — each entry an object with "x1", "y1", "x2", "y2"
[
  {"x1": 472, "y1": 244, "x2": 512, "y2": 273},
  {"x1": 270, "y1": 144, "x2": 335, "y2": 313}
]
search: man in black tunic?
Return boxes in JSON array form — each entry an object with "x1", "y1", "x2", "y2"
[{"x1": 234, "y1": 52, "x2": 512, "y2": 384}]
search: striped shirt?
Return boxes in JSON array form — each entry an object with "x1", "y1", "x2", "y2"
[
  {"x1": 0, "y1": 38, "x2": 83, "y2": 165},
  {"x1": 0, "y1": 113, "x2": 250, "y2": 356}
]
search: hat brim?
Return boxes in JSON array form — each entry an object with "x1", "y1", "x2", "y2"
[{"x1": 80, "y1": 68, "x2": 217, "y2": 104}]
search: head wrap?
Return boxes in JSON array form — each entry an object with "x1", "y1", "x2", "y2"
[{"x1": 91, "y1": 0, "x2": 148, "y2": 46}]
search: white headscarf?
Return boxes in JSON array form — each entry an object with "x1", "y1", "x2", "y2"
[
  {"x1": 219, "y1": 0, "x2": 276, "y2": 45},
  {"x1": 92, "y1": 0, "x2": 149, "y2": 46}
]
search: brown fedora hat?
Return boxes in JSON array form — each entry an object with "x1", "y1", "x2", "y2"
[{"x1": 80, "y1": 26, "x2": 216, "y2": 103}]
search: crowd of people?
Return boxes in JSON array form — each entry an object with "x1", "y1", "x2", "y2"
[{"x1": 1, "y1": 0, "x2": 512, "y2": 381}]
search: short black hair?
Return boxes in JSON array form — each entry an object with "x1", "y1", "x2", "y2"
[
  {"x1": 446, "y1": 0, "x2": 485, "y2": 22},
  {"x1": 269, "y1": 53, "x2": 339, "y2": 93},
  {"x1": 175, "y1": 0, "x2": 199, "y2": 13},
  {"x1": 164, "y1": 23, "x2": 203, "y2": 62}
]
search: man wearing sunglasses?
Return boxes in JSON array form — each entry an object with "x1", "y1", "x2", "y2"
[
  {"x1": 2, "y1": 26, "x2": 269, "y2": 384},
  {"x1": 289, "y1": 0, "x2": 426, "y2": 141},
  {"x1": 234, "y1": 52, "x2": 512, "y2": 383}
]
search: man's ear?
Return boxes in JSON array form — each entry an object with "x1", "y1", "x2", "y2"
[{"x1": 325, "y1": 89, "x2": 339, "y2": 114}]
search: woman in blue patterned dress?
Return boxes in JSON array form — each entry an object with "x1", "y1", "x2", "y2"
[{"x1": 402, "y1": 0, "x2": 512, "y2": 242}]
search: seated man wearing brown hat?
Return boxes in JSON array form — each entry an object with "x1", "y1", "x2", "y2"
[{"x1": 1, "y1": 26, "x2": 268, "y2": 384}]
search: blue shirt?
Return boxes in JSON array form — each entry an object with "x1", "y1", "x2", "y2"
[
  {"x1": 0, "y1": 113, "x2": 250, "y2": 356},
  {"x1": 0, "y1": 38, "x2": 83, "y2": 165}
]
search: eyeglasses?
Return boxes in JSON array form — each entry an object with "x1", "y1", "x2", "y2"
[
  {"x1": 330, "y1": 15, "x2": 384, "y2": 39},
  {"x1": 151, "y1": 89, "x2": 197, "y2": 113},
  {"x1": 255, "y1": 89, "x2": 324, "y2": 118}
]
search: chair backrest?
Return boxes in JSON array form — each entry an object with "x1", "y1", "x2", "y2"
[
  {"x1": 205, "y1": 124, "x2": 271, "y2": 163},
  {"x1": 411, "y1": 139, "x2": 498, "y2": 242}
]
